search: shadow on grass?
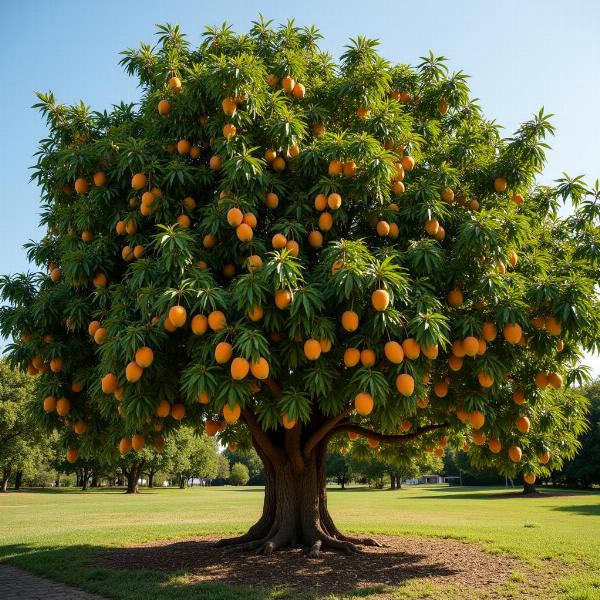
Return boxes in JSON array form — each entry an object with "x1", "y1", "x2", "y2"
[
  {"x1": 403, "y1": 486, "x2": 600, "y2": 501},
  {"x1": 0, "y1": 538, "x2": 461, "y2": 600},
  {"x1": 550, "y1": 504, "x2": 600, "y2": 516},
  {"x1": 9, "y1": 487, "x2": 184, "y2": 495}
]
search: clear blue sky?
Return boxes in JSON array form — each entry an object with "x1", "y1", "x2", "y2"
[{"x1": 1, "y1": 0, "x2": 599, "y2": 373}]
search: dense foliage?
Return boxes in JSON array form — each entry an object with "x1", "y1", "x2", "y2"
[
  {"x1": 1, "y1": 17, "x2": 599, "y2": 498},
  {"x1": 0, "y1": 360, "x2": 48, "y2": 491}
]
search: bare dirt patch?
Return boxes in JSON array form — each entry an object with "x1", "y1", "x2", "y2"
[{"x1": 100, "y1": 534, "x2": 555, "y2": 598}]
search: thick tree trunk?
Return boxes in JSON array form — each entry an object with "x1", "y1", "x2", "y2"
[
  {"x1": 216, "y1": 440, "x2": 380, "y2": 556},
  {"x1": 148, "y1": 470, "x2": 154, "y2": 488},
  {"x1": 55, "y1": 473, "x2": 60, "y2": 488},
  {"x1": 214, "y1": 405, "x2": 449, "y2": 555},
  {"x1": 91, "y1": 472, "x2": 98, "y2": 487},
  {"x1": 179, "y1": 474, "x2": 186, "y2": 489},
  {"x1": 14, "y1": 470, "x2": 23, "y2": 491}
]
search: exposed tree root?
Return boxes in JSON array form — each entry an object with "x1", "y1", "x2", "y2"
[
  {"x1": 217, "y1": 519, "x2": 365, "y2": 557},
  {"x1": 333, "y1": 533, "x2": 382, "y2": 547},
  {"x1": 304, "y1": 531, "x2": 358, "y2": 557},
  {"x1": 319, "y1": 498, "x2": 382, "y2": 548},
  {"x1": 214, "y1": 519, "x2": 272, "y2": 547}
]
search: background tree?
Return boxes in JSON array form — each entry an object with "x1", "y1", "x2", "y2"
[
  {"x1": 215, "y1": 453, "x2": 231, "y2": 484},
  {"x1": 466, "y1": 387, "x2": 589, "y2": 493},
  {"x1": 0, "y1": 360, "x2": 46, "y2": 491},
  {"x1": 379, "y1": 446, "x2": 443, "y2": 489},
  {"x1": 230, "y1": 462, "x2": 250, "y2": 485},
  {"x1": 326, "y1": 452, "x2": 354, "y2": 489},
  {"x1": 444, "y1": 448, "x2": 504, "y2": 486},
  {"x1": 162, "y1": 426, "x2": 218, "y2": 488},
  {"x1": 224, "y1": 446, "x2": 264, "y2": 484},
  {"x1": 0, "y1": 18, "x2": 599, "y2": 555},
  {"x1": 186, "y1": 429, "x2": 219, "y2": 484},
  {"x1": 118, "y1": 452, "x2": 147, "y2": 494},
  {"x1": 554, "y1": 381, "x2": 600, "y2": 487},
  {"x1": 48, "y1": 430, "x2": 106, "y2": 489}
]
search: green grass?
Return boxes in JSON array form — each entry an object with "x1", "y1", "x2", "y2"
[{"x1": 1, "y1": 485, "x2": 600, "y2": 599}]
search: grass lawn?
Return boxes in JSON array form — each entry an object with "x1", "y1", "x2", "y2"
[{"x1": 1, "y1": 484, "x2": 599, "y2": 599}]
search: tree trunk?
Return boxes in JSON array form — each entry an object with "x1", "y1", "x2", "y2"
[
  {"x1": 216, "y1": 440, "x2": 380, "y2": 556},
  {"x1": 1, "y1": 467, "x2": 11, "y2": 492},
  {"x1": 179, "y1": 474, "x2": 186, "y2": 489},
  {"x1": 14, "y1": 470, "x2": 23, "y2": 491},
  {"x1": 81, "y1": 467, "x2": 89, "y2": 491},
  {"x1": 125, "y1": 461, "x2": 144, "y2": 494},
  {"x1": 214, "y1": 406, "x2": 452, "y2": 555},
  {"x1": 55, "y1": 473, "x2": 60, "y2": 488},
  {"x1": 148, "y1": 470, "x2": 154, "y2": 488},
  {"x1": 522, "y1": 478, "x2": 538, "y2": 495},
  {"x1": 91, "y1": 472, "x2": 98, "y2": 487}
]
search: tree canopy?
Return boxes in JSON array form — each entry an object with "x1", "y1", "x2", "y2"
[
  {"x1": 0, "y1": 17, "x2": 599, "y2": 552},
  {"x1": 230, "y1": 462, "x2": 250, "y2": 485}
]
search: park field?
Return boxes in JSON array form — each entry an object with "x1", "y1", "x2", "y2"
[{"x1": 1, "y1": 485, "x2": 600, "y2": 599}]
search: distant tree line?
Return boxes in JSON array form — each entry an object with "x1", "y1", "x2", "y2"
[{"x1": 2, "y1": 360, "x2": 599, "y2": 492}]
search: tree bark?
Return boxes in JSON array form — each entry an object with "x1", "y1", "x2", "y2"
[
  {"x1": 1, "y1": 467, "x2": 11, "y2": 492},
  {"x1": 216, "y1": 436, "x2": 379, "y2": 556},
  {"x1": 14, "y1": 470, "x2": 23, "y2": 491},
  {"x1": 148, "y1": 470, "x2": 154, "y2": 488},
  {"x1": 215, "y1": 407, "x2": 446, "y2": 556},
  {"x1": 124, "y1": 461, "x2": 144, "y2": 494}
]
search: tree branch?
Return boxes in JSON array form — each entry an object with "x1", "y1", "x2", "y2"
[
  {"x1": 241, "y1": 408, "x2": 283, "y2": 467},
  {"x1": 303, "y1": 405, "x2": 353, "y2": 458},
  {"x1": 264, "y1": 378, "x2": 283, "y2": 399},
  {"x1": 326, "y1": 422, "x2": 449, "y2": 445}
]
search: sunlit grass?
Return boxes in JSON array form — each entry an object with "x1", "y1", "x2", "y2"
[{"x1": 1, "y1": 484, "x2": 599, "y2": 599}]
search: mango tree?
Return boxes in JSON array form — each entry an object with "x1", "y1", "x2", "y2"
[{"x1": 1, "y1": 19, "x2": 599, "y2": 555}]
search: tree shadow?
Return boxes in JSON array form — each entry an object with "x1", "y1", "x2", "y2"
[
  {"x1": 550, "y1": 504, "x2": 600, "y2": 516},
  {"x1": 10, "y1": 487, "x2": 132, "y2": 496},
  {"x1": 407, "y1": 487, "x2": 599, "y2": 501},
  {"x1": 8, "y1": 487, "x2": 170, "y2": 495},
  {"x1": 0, "y1": 535, "x2": 519, "y2": 599}
]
